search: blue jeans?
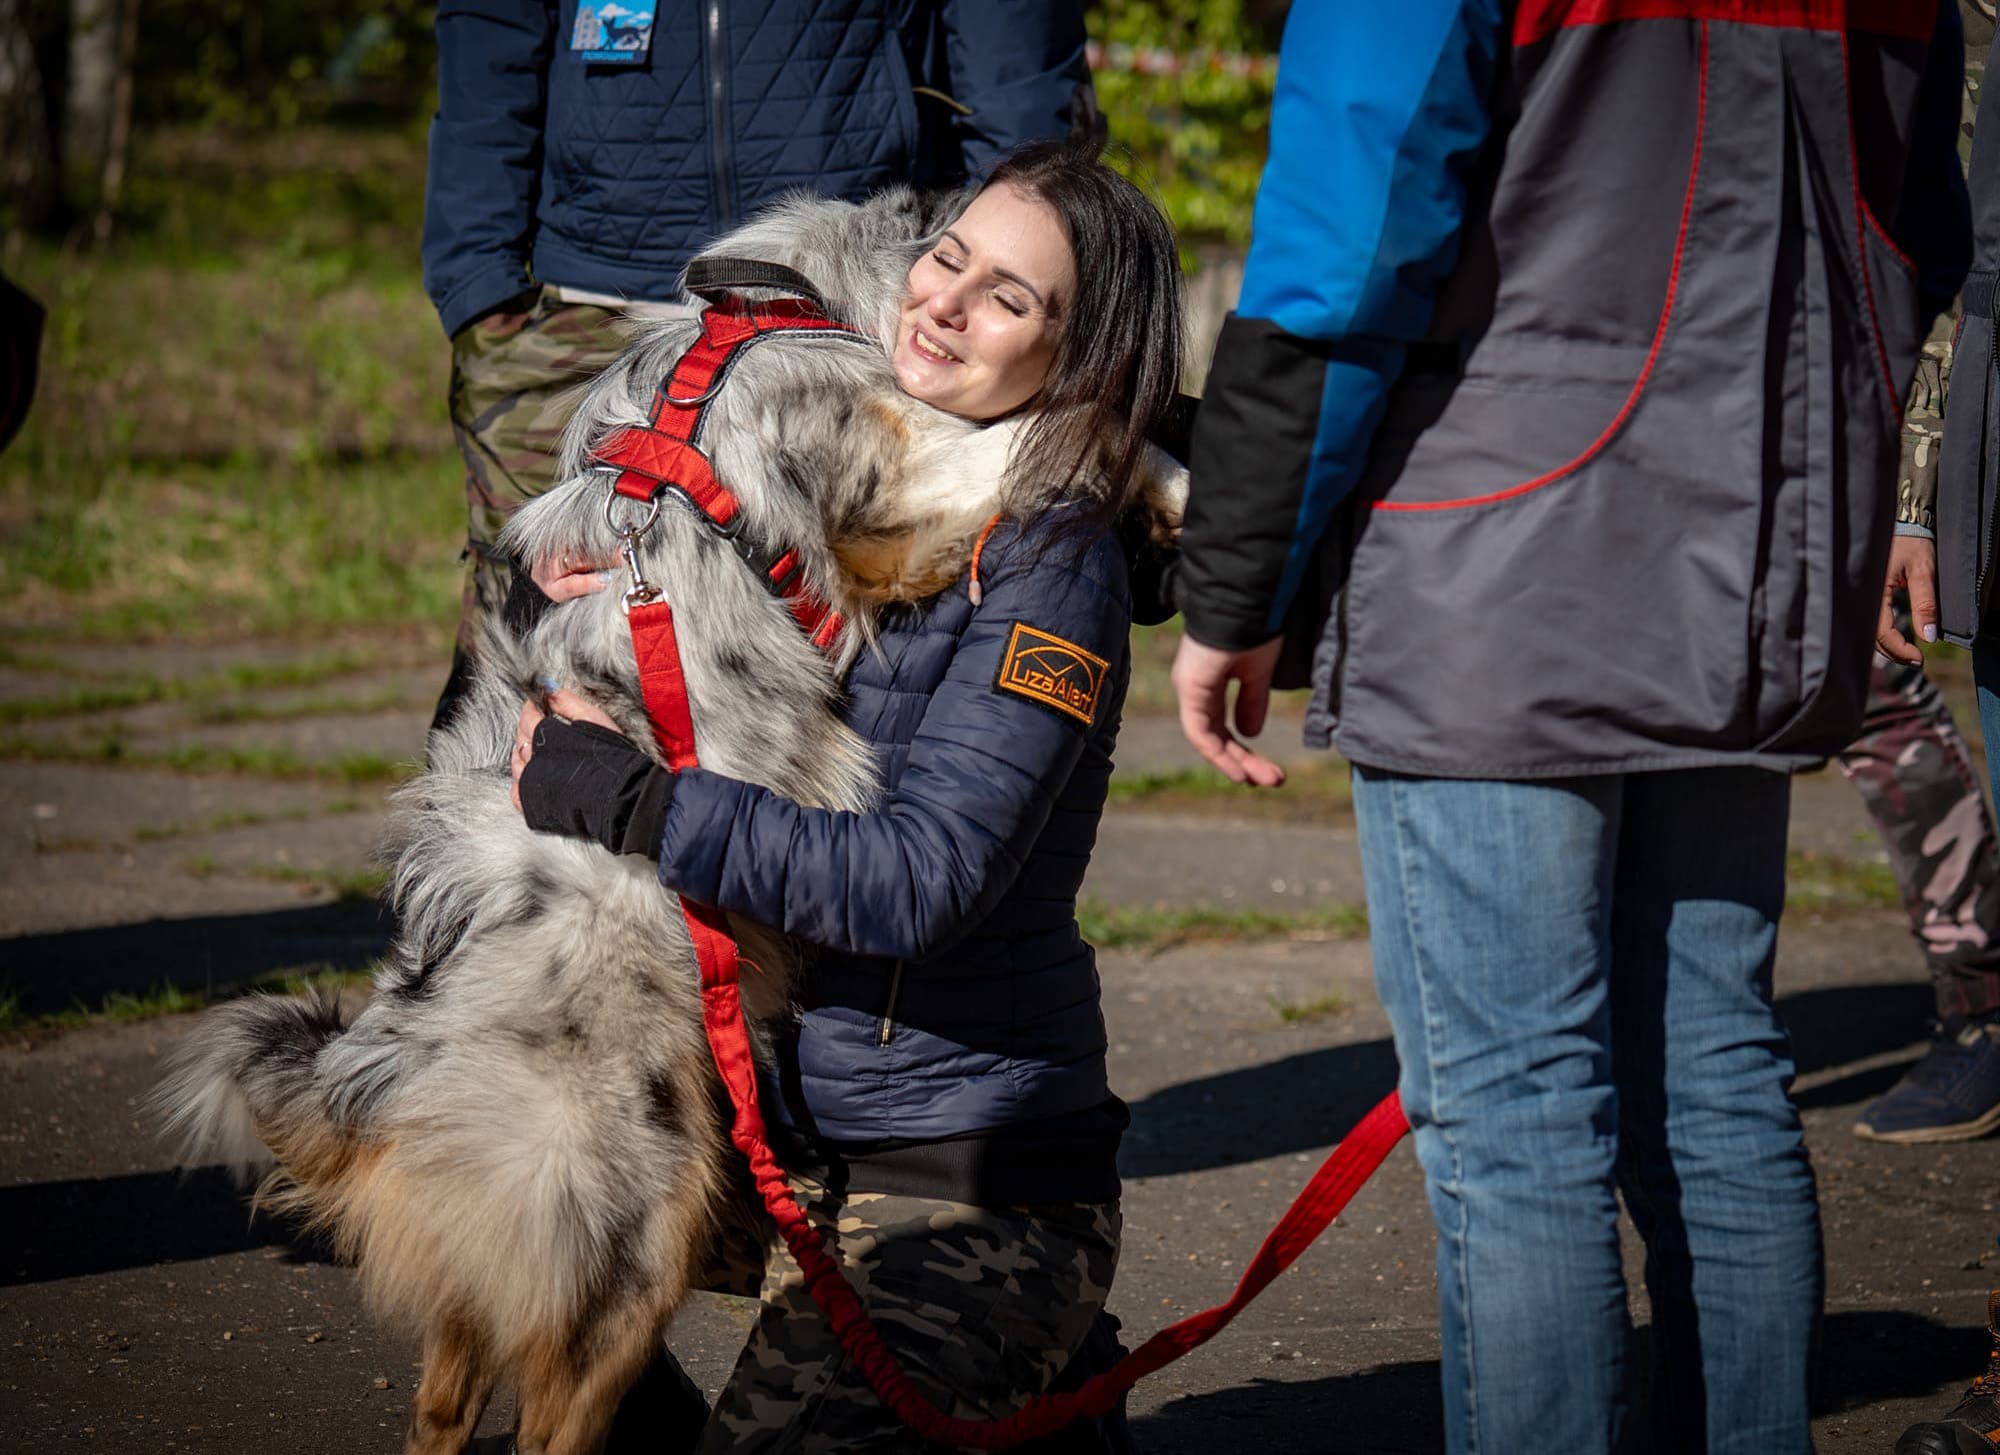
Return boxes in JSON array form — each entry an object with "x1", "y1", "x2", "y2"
[{"x1": 1352, "y1": 765, "x2": 1822, "y2": 1454}]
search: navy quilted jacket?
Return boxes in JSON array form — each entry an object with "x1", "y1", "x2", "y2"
[
  {"x1": 422, "y1": 0, "x2": 1093, "y2": 337},
  {"x1": 657, "y1": 513, "x2": 1129, "y2": 1143}
]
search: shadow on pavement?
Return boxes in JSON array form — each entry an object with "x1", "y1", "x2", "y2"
[
  {"x1": 1130, "y1": 1361, "x2": 1442, "y2": 1455},
  {"x1": 0, "y1": 1165, "x2": 337, "y2": 1286},
  {"x1": 1119, "y1": 1039, "x2": 1399, "y2": 1179},
  {"x1": 1122, "y1": 982, "x2": 1939, "y2": 1178},
  {"x1": 1781, "y1": 980, "x2": 1933, "y2": 1111},
  {"x1": 1126, "y1": 1310, "x2": 1984, "y2": 1453},
  {"x1": 0, "y1": 900, "x2": 392, "y2": 1015},
  {"x1": 1780, "y1": 981, "x2": 1935, "y2": 1077},
  {"x1": 1816, "y1": 1309, "x2": 1989, "y2": 1415}
]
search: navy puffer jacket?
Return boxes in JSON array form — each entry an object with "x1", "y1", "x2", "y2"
[
  {"x1": 657, "y1": 513, "x2": 1129, "y2": 1143},
  {"x1": 422, "y1": 0, "x2": 1093, "y2": 338}
]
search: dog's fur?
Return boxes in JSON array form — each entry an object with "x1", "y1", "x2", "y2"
[{"x1": 152, "y1": 188, "x2": 1186, "y2": 1455}]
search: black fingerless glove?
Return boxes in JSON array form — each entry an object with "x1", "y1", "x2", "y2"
[{"x1": 518, "y1": 718, "x2": 677, "y2": 859}]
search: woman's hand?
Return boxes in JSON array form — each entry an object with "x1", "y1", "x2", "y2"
[
  {"x1": 511, "y1": 688, "x2": 677, "y2": 858},
  {"x1": 1877, "y1": 533, "x2": 1940, "y2": 666},
  {"x1": 510, "y1": 689, "x2": 628, "y2": 812},
  {"x1": 531, "y1": 553, "x2": 617, "y2": 604}
]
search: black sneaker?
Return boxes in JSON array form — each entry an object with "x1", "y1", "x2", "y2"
[
  {"x1": 1855, "y1": 1017, "x2": 2000, "y2": 1144},
  {"x1": 1896, "y1": 1290, "x2": 2000, "y2": 1455}
]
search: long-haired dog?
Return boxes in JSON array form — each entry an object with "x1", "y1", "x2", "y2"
[{"x1": 153, "y1": 187, "x2": 1186, "y2": 1455}]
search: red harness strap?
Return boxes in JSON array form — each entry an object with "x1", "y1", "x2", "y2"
[
  {"x1": 619, "y1": 297, "x2": 1413, "y2": 1449},
  {"x1": 596, "y1": 300, "x2": 860, "y2": 649}
]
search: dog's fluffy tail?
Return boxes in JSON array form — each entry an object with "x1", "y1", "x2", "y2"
[{"x1": 150, "y1": 991, "x2": 353, "y2": 1184}]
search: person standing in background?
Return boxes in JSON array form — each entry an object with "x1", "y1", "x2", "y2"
[
  {"x1": 1850, "y1": 8, "x2": 2000, "y2": 1149},
  {"x1": 420, "y1": 0, "x2": 1098, "y2": 727},
  {"x1": 1170, "y1": 5, "x2": 1970, "y2": 1451}
]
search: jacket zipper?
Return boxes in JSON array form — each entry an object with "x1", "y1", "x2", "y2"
[
  {"x1": 704, "y1": 0, "x2": 738, "y2": 234},
  {"x1": 876, "y1": 960, "x2": 906, "y2": 1047}
]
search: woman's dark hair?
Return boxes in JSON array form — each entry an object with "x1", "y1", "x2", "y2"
[{"x1": 978, "y1": 139, "x2": 1185, "y2": 524}]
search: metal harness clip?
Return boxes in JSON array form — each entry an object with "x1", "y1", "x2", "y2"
[{"x1": 600, "y1": 473, "x2": 665, "y2": 613}]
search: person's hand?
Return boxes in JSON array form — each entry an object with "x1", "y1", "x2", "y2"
[
  {"x1": 1877, "y1": 533, "x2": 1939, "y2": 666},
  {"x1": 1170, "y1": 634, "x2": 1287, "y2": 787},
  {"x1": 510, "y1": 687, "x2": 675, "y2": 857},
  {"x1": 510, "y1": 698, "x2": 545, "y2": 812},
  {"x1": 510, "y1": 688, "x2": 626, "y2": 811},
  {"x1": 531, "y1": 553, "x2": 617, "y2": 604},
  {"x1": 470, "y1": 290, "x2": 539, "y2": 339}
]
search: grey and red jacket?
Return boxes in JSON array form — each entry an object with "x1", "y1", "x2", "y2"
[
  {"x1": 421, "y1": 0, "x2": 1093, "y2": 338},
  {"x1": 1178, "y1": 0, "x2": 1972, "y2": 777},
  {"x1": 655, "y1": 513, "x2": 1137, "y2": 1199}
]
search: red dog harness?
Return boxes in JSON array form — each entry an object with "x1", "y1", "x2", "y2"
[
  {"x1": 595, "y1": 297, "x2": 859, "y2": 650},
  {"x1": 604, "y1": 292, "x2": 1412, "y2": 1449}
]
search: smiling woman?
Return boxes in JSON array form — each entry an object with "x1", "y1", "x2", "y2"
[
  {"x1": 892, "y1": 182, "x2": 1073, "y2": 422},
  {"x1": 509, "y1": 138, "x2": 1187, "y2": 1453}
]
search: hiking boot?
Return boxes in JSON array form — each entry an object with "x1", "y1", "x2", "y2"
[
  {"x1": 1896, "y1": 1290, "x2": 2000, "y2": 1455},
  {"x1": 1855, "y1": 1017, "x2": 2000, "y2": 1144}
]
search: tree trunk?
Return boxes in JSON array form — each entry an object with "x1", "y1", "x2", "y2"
[
  {"x1": 63, "y1": 0, "x2": 117, "y2": 211},
  {"x1": 92, "y1": 0, "x2": 139, "y2": 245},
  {"x1": 0, "y1": 0, "x2": 57, "y2": 230}
]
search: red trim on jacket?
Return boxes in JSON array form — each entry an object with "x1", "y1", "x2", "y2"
[
  {"x1": 1514, "y1": 0, "x2": 1935, "y2": 47},
  {"x1": 1374, "y1": 23, "x2": 1709, "y2": 515}
]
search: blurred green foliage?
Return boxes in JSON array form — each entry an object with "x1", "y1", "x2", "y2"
[
  {"x1": 0, "y1": 1, "x2": 1282, "y2": 640},
  {"x1": 132, "y1": 0, "x2": 436, "y2": 129},
  {"x1": 1086, "y1": 0, "x2": 1279, "y2": 250}
]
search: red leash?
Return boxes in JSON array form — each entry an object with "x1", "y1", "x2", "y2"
[{"x1": 608, "y1": 296, "x2": 1413, "y2": 1449}]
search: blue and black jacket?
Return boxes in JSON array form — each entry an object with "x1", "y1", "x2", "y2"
[
  {"x1": 422, "y1": 0, "x2": 1093, "y2": 338},
  {"x1": 1179, "y1": 1, "x2": 1971, "y2": 776},
  {"x1": 658, "y1": 513, "x2": 1138, "y2": 1203}
]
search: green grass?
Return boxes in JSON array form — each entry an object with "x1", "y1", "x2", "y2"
[
  {"x1": 1270, "y1": 992, "x2": 1350, "y2": 1025},
  {"x1": 1785, "y1": 849, "x2": 1903, "y2": 912},
  {"x1": 1107, "y1": 757, "x2": 1352, "y2": 821},
  {"x1": 134, "y1": 798, "x2": 367, "y2": 842},
  {"x1": 0, "y1": 650, "x2": 387, "y2": 723},
  {"x1": 0, "y1": 965, "x2": 377, "y2": 1035},
  {"x1": 0, "y1": 129, "x2": 461, "y2": 646},
  {"x1": 246, "y1": 864, "x2": 389, "y2": 903},
  {"x1": 1079, "y1": 898, "x2": 1368, "y2": 952},
  {"x1": 0, "y1": 732, "x2": 412, "y2": 783},
  {"x1": 184, "y1": 686, "x2": 416, "y2": 725},
  {"x1": 0, "y1": 451, "x2": 464, "y2": 642}
]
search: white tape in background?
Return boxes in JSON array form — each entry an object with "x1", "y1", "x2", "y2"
[{"x1": 1084, "y1": 39, "x2": 1278, "y2": 81}]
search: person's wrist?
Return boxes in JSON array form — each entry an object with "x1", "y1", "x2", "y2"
[{"x1": 471, "y1": 286, "x2": 541, "y2": 336}]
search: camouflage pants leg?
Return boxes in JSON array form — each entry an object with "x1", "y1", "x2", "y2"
[
  {"x1": 697, "y1": 1178, "x2": 1122, "y2": 1454},
  {"x1": 1836, "y1": 626, "x2": 2000, "y2": 1019},
  {"x1": 445, "y1": 286, "x2": 634, "y2": 648}
]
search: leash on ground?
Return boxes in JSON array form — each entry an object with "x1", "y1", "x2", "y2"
[{"x1": 602, "y1": 291, "x2": 1414, "y2": 1449}]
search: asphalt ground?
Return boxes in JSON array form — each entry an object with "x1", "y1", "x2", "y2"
[{"x1": 2, "y1": 635, "x2": 1997, "y2": 1453}]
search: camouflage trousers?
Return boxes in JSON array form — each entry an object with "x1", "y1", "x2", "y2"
[
  {"x1": 445, "y1": 286, "x2": 653, "y2": 648},
  {"x1": 692, "y1": 1177, "x2": 1124, "y2": 1454},
  {"x1": 1837, "y1": 628, "x2": 2000, "y2": 1019}
]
